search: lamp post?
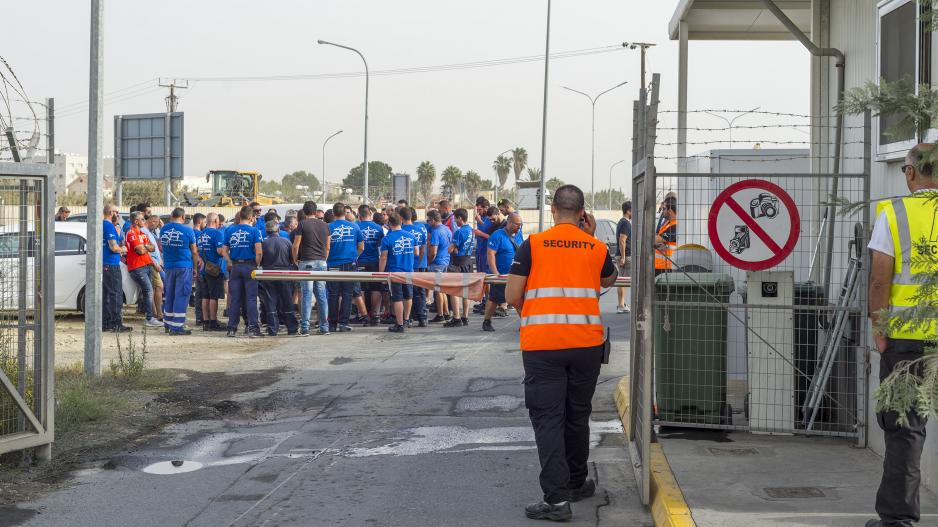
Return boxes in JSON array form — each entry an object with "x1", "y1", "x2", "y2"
[
  {"x1": 703, "y1": 107, "x2": 760, "y2": 147},
  {"x1": 608, "y1": 159, "x2": 625, "y2": 210},
  {"x1": 561, "y1": 81, "x2": 628, "y2": 210},
  {"x1": 322, "y1": 129, "x2": 343, "y2": 202},
  {"x1": 318, "y1": 40, "x2": 369, "y2": 203},
  {"x1": 537, "y1": 0, "x2": 552, "y2": 232}
]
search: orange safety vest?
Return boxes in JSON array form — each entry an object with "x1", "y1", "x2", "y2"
[
  {"x1": 520, "y1": 223, "x2": 607, "y2": 352},
  {"x1": 654, "y1": 217, "x2": 677, "y2": 270}
]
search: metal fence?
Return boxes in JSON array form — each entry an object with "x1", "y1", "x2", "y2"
[
  {"x1": 0, "y1": 162, "x2": 54, "y2": 459},
  {"x1": 643, "y1": 114, "x2": 871, "y2": 441}
]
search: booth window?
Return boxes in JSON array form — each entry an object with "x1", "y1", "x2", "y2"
[{"x1": 877, "y1": 0, "x2": 931, "y2": 159}]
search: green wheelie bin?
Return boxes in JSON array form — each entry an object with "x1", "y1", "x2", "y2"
[{"x1": 654, "y1": 272, "x2": 735, "y2": 425}]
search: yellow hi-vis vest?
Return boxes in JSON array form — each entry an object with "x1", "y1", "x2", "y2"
[{"x1": 876, "y1": 195, "x2": 938, "y2": 340}]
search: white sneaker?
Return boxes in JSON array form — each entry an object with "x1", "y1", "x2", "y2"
[
  {"x1": 616, "y1": 306, "x2": 630, "y2": 314},
  {"x1": 145, "y1": 318, "x2": 163, "y2": 327}
]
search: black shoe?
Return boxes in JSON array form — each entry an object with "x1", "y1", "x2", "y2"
[
  {"x1": 222, "y1": 308, "x2": 229, "y2": 317},
  {"x1": 267, "y1": 329, "x2": 278, "y2": 337},
  {"x1": 417, "y1": 320, "x2": 428, "y2": 328},
  {"x1": 461, "y1": 317, "x2": 468, "y2": 327},
  {"x1": 405, "y1": 319, "x2": 413, "y2": 328},
  {"x1": 248, "y1": 327, "x2": 262, "y2": 338},
  {"x1": 350, "y1": 315, "x2": 368, "y2": 325},
  {"x1": 317, "y1": 328, "x2": 330, "y2": 336},
  {"x1": 169, "y1": 329, "x2": 192, "y2": 336},
  {"x1": 429, "y1": 315, "x2": 447, "y2": 323},
  {"x1": 864, "y1": 521, "x2": 883, "y2": 527},
  {"x1": 210, "y1": 321, "x2": 227, "y2": 332},
  {"x1": 287, "y1": 330, "x2": 298, "y2": 336},
  {"x1": 388, "y1": 324, "x2": 405, "y2": 333},
  {"x1": 337, "y1": 325, "x2": 352, "y2": 332},
  {"x1": 482, "y1": 319, "x2": 495, "y2": 332},
  {"x1": 524, "y1": 501, "x2": 571, "y2": 521},
  {"x1": 226, "y1": 329, "x2": 237, "y2": 338},
  {"x1": 112, "y1": 325, "x2": 133, "y2": 333},
  {"x1": 569, "y1": 479, "x2": 595, "y2": 502},
  {"x1": 472, "y1": 304, "x2": 485, "y2": 314},
  {"x1": 329, "y1": 324, "x2": 338, "y2": 333},
  {"x1": 443, "y1": 318, "x2": 462, "y2": 328}
]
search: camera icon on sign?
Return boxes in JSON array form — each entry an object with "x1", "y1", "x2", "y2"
[{"x1": 750, "y1": 193, "x2": 779, "y2": 219}]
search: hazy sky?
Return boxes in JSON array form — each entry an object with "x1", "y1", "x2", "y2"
[{"x1": 4, "y1": 0, "x2": 809, "y2": 194}]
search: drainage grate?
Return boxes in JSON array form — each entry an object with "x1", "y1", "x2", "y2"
[
  {"x1": 764, "y1": 487, "x2": 826, "y2": 499},
  {"x1": 706, "y1": 446, "x2": 759, "y2": 456}
]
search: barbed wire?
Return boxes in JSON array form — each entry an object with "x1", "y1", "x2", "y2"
[
  {"x1": 657, "y1": 124, "x2": 867, "y2": 131},
  {"x1": 658, "y1": 109, "x2": 819, "y2": 119},
  {"x1": 654, "y1": 139, "x2": 868, "y2": 146},
  {"x1": 653, "y1": 154, "x2": 867, "y2": 162}
]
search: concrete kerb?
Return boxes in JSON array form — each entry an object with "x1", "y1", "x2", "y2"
[{"x1": 614, "y1": 376, "x2": 695, "y2": 527}]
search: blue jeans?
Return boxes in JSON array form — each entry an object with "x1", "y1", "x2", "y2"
[
  {"x1": 298, "y1": 260, "x2": 328, "y2": 332},
  {"x1": 102, "y1": 265, "x2": 123, "y2": 330},
  {"x1": 328, "y1": 262, "x2": 356, "y2": 327},
  {"x1": 129, "y1": 265, "x2": 154, "y2": 320},
  {"x1": 163, "y1": 267, "x2": 193, "y2": 332}
]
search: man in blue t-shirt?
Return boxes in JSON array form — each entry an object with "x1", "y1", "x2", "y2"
[
  {"x1": 222, "y1": 207, "x2": 263, "y2": 337},
  {"x1": 102, "y1": 204, "x2": 129, "y2": 332},
  {"x1": 482, "y1": 212, "x2": 523, "y2": 332},
  {"x1": 327, "y1": 202, "x2": 364, "y2": 331},
  {"x1": 379, "y1": 212, "x2": 416, "y2": 333},
  {"x1": 197, "y1": 212, "x2": 226, "y2": 332},
  {"x1": 444, "y1": 208, "x2": 475, "y2": 328},
  {"x1": 426, "y1": 209, "x2": 453, "y2": 323},
  {"x1": 400, "y1": 207, "x2": 429, "y2": 326},
  {"x1": 159, "y1": 207, "x2": 200, "y2": 335},
  {"x1": 357, "y1": 206, "x2": 385, "y2": 324},
  {"x1": 472, "y1": 198, "x2": 493, "y2": 316}
]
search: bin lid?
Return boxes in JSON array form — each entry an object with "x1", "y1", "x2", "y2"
[{"x1": 654, "y1": 272, "x2": 736, "y2": 294}]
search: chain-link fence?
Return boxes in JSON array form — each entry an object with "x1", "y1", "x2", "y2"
[{"x1": 0, "y1": 162, "x2": 54, "y2": 458}]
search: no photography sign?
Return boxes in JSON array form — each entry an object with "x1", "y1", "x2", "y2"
[{"x1": 707, "y1": 180, "x2": 800, "y2": 271}]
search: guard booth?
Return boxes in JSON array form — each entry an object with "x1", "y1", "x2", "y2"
[
  {"x1": 628, "y1": 76, "x2": 871, "y2": 503},
  {"x1": 0, "y1": 162, "x2": 55, "y2": 459}
]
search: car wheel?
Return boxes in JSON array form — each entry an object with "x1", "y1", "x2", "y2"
[{"x1": 77, "y1": 287, "x2": 85, "y2": 312}]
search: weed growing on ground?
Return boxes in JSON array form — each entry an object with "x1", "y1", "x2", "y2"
[{"x1": 110, "y1": 329, "x2": 147, "y2": 378}]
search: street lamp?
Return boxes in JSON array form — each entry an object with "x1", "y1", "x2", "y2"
[
  {"x1": 703, "y1": 107, "x2": 760, "y2": 148},
  {"x1": 322, "y1": 129, "x2": 343, "y2": 202},
  {"x1": 562, "y1": 81, "x2": 628, "y2": 210},
  {"x1": 318, "y1": 39, "x2": 369, "y2": 203},
  {"x1": 608, "y1": 159, "x2": 625, "y2": 210},
  {"x1": 538, "y1": 0, "x2": 552, "y2": 232}
]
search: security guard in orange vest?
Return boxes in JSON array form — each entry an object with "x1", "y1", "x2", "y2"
[
  {"x1": 866, "y1": 144, "x2": 938, "y2": 527},
  {"x1": 654, "y1": 195, "x2": 677, "y2": 274},
  {"x1": 506, "y1": 185, "x2": 618, "y2": 522}
]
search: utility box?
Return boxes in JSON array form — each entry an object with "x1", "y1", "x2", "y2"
[{"x1": 747, "y1": 270, "x2": 794, "y2": 434}]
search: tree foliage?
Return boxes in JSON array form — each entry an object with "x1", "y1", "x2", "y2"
[
  {"x1": 545, "y1": 176, "x2": 564, "y2": 195},
  {"x1": 464, "y1": 170, "x2": 484, "y2": 200},
  {"x1": 416, "y1": 161, "x2": 436, "y2": 206},
  {"x1": 342, "y1": 161, "x2": 393, "y2": 198},
  {"x1": 440, "y1": 165, "x2": 463, "y2": 190},
  {"x1": 493, "y1": 155, "x2": 512, "y2": 189},
  {"x1": 259, "y1": 170, "x2": 321, "y2": 202},
  {"x1": 512, "y1": 147, "x2": 528, "y2": 182}
]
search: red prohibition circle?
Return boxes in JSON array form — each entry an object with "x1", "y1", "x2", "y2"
[{"x1": 707, "y1": 179, "x2": 800, "y2": 271}]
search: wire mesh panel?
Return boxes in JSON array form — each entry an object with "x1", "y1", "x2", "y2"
[
  {"x1": 0, "y1": 162, "x2": 53, "y2": 456},
  {"x1": 649, "y1": 165, "x2": 869, "y2": 437}
]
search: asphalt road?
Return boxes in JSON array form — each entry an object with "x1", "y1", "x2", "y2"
[{"x1": 14, "y1": 294, "x2": 649, "y2": 527}]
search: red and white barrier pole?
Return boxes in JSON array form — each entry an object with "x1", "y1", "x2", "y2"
[{"x1": 252, "y1": 269, "x2": 631, "y2": 288}]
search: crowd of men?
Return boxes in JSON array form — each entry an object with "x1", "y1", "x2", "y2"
[{"x1": 96, "y1": 197, "x2": 528, "y2": 337}]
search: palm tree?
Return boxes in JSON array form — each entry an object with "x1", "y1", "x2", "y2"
[
  {"x1": 512, "y1": 147, "x2": 528, "y2": 182},
  {"x1": 464, "y1": 170, "x2": 483, "y2": 200},
  {"x1": 526, "y1": 167, "x2": 542, "y2": 181},
  {"x1": 416, "y1": 161, "x2": 436, "y2": 206},
  {"x1": 440, "y1": 165, "x2": 463, "y2": 190},
  {"x1": 493, "y1": 155, "x2": 512, "y2": 189}
]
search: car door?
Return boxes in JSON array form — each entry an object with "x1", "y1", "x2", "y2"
[
  {"x1": 0, "y1": 232, "x2": 37, "y2": 309},
  {"x1": 55, "y1": 232, "x2": 85, "y2": 308}
]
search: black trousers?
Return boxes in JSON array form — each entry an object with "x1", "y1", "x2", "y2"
[
  {"x1": 102, "y1": 265, "x2": 123, "y2": 330},
  {"x1": 261, "y1": 280, "x2": 298, "y2": 334},
  {"x1": 411, "y1": 267, "x2": 428, "y2": 321},
  {"x1": 876, "y1": 338, "x2": 928, "y2": 527},
  {"x1": 522, "y1": 346, "x2": 602, "y2": 503}
]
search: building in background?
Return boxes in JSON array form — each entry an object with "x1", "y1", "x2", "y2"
[
  {"x1": 50, "y1": 153, "x2": 87, "y2": 196},
  {"x1": 64, "y1": 157, "x2": 114, "y2": 198}
]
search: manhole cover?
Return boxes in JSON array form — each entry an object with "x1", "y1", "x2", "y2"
[
  {"x1": 764, "y1": 487, "x2": 825, "y2": 499},
  {"x1": 706, "y1": 447, "x2": 759, "y2": 456}
]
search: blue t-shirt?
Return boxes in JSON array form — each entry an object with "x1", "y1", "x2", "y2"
[
  {"x1": 429, "y1": 224, "x2": 452, "y2": 267},
  {"x1": 487, "y1": 228, "x2": 523, "y2": 275},
  {"x1": 380, "y1": 229, "x2": 416, "y2": 273},
  {"x1": 256, "y1": 225, "x2": 267, "y2": 242},
  {"x1": 279, "y1": 230, "x2": 290, "y2": 240},
  {"x1": 476, "y1": 217, "x2": 492, "y2": 255},
  {"x1": 225, "y1": 223, "x2": 261, "y2": 261},
  {"x1": 452, "y1": 224, "x2": 474, "y2": 257},
  {"x1": 160, "y1": 222, "x2": 197, "y2": 269},
  {"x1": 197, "y1": 228, "x2": 224, "y2": 268},
  {"x1": 403, "y1": 223, "x2": 429, "y2": 269},
  {"x1": 328, "y1": 220, "x2": 363, "y2": 266},
  {"x1": 358, "y1": 220, "x2": 384, "y2": 264},
  {"x1": 103, "y1": 220, "x2": 121, "y2": 266}
]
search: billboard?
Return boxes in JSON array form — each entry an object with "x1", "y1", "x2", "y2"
[
  {"x1": 392, "y1": 173, "x2": 411, "y2": 204},
  {"x1": 114, "y1": 112, "x2": 183, "y2": 180}
]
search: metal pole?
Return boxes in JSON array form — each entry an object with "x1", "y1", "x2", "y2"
[
  {"x1": 590, "y1": 102, "x2": 596, "y2": 209},
  {"x1": 85, "y1": 0, "x2": 104, "y2": 376},
  {"x1": 537, "y1": 0, "x2": 551, "y2": 232},
  {"x1": 114, "y1": 115, "x2": 122, "y2": 206},
  {"x1": 163, "y1": 112, "x2": 171, "y2": 206},
  {"x1": 322, "y1": 129, "x2": 342, "y2": 203},
  {"x1": 608, "y1": 159, "x2": 625, "y2": 210},
  {"x1": 46, "y1": 98, "x2": 54, "y2": 165},
  {"x1": 317, "y1": 41, "x2": 369, "y2": 203}
]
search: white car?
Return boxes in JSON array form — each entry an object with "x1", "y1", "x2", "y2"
[{"x1": 0, "y1": 221, "x2": 140, "y2": 311}]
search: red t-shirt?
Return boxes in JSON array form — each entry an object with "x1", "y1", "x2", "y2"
[{"x1": 125, "y1": 227, "x2": 153, "y2": 271}]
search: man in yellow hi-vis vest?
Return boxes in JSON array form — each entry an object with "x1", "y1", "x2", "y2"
[{"x1": 867, "y1": 144, "x2": 938, "y2": 527}]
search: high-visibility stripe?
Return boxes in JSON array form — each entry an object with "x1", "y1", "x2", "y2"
[
  {"x1": 891, "y1": 198, "x2": 915, "y2": 285},
  {"x1": 524, "y1": 287, "x2": 599, "y2": 300},
  {"x1": 162, "y1": 311, "x2": 184, "y2": 318},
  {"x1": 521, "y1": 314, "x2": 603, "y2": 327},
  {"x1": 163, "y1": 319, "x2": 184, "y2": 328}
]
